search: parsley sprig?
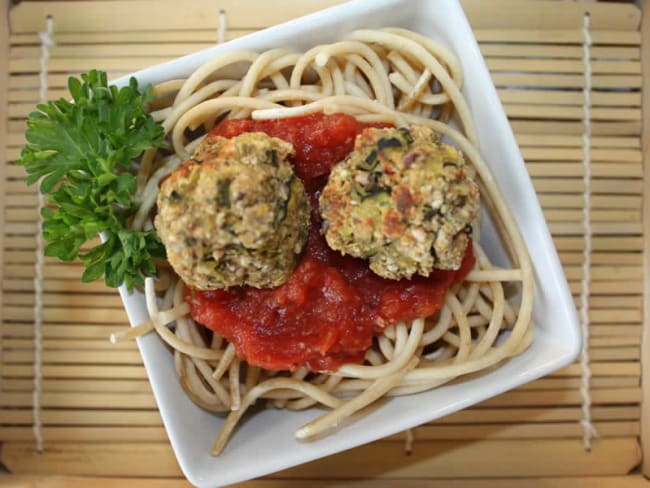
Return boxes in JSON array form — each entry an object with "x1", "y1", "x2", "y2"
[{"x1": 17, "y1": 70, "x2": 166, "y2": 290}]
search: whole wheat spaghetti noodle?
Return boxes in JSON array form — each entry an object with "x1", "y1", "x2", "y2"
[{"x1": 116, "y1": 28, "x2": 534, "y2": 455}]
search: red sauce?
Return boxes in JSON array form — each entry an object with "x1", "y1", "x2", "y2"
[
  {"x1": 207, "y1": 112, "x2": 380, "y2": 183},
  {"x1": 185, "y1": 113, "x2": 475, "y2": 372}
]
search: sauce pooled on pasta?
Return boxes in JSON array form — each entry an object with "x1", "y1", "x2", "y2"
[{"x1": 185, "y1": 113, "x2": 474, "y2": 372}]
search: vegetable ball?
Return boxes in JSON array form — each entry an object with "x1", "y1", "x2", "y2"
[
  {"x1": 319, "y1": 126, "x2": 480, "y2": 280},
  {"x1": 155, "y1": 132, "x2": 310, "y2": 290}
]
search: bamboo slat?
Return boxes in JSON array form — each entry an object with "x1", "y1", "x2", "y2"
[
  {"x1": 0, "y1": 409, "x2": 161, "y2": 425},
  {"x1": 9, "y1": 43, "x2": 641, "y2": 62},
  {"x1": 1, "y1": 0, "x2": 647, "y2": 484},
  {"x1": 482, "y1": 44, "x2": 641, "y2": 59},
  {"x1": 641, "y1": 0, "x2": 650, "y2": 477},
  {"x1": 0, "y1": 427, "x2": 169, "y2": 442},
  {"x1": 474, "y1": 29, "x2": 641, "y2": 45},
  {"x1": 0, "y1": 421, "x2": 643, "y2": 444},
  {"x1": 2, "y1": 349, "x2": 144, "y2": 364},
  {"x1": 437, "y1": 406, "x2": 642, "y2": 424},
  {"x1": 9, "y1": 29, "x2": 255, "y2": 45},
  {"x1": 562, "y1": 251, "x2": 643, "y2": 265},
  {"x1": 0, "y1": 392, "x2": 157, "y2": 409},
  {"x1": 1, "y1": 364, "x2": 148, "y2": 379},
  {"x1": 0, "y1": 405, "x2": 640, "y2": 426},
  {"x1": 392, "y1": 422, "x2": 642, "y2": 440},
  {"x1": 511, "y1": 120, "x2": 642, "y2": 136},
  {"x1": 590, "y1": 325, "x2": 642, "y2": 337},
  {"x1": 0, "y1": 379, "x2": 150, "y2": 395}
]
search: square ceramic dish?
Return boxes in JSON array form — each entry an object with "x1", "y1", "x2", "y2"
[{"x1": 114, "y1": 0, "x2": 581, "y2": 486}]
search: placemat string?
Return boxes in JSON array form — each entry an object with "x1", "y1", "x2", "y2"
[
  {"x1": 33, "y1": 14, "x2": 54, "y2": 454},
  {"x1": 579, "y1": 11, "x2": 598, "y2": 452},
  {"x1": 218, "y1": 9, "x2": 227, "y2": 44}
]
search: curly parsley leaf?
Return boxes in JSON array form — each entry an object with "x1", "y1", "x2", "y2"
[{"x1": 17, "y1": 70, "x2": 166, "y2": 290}]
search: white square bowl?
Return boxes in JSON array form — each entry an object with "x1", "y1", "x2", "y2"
[{"x1": 114, "y1": 0, "x2": 581, "y2": 486}]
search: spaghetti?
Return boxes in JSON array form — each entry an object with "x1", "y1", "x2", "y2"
[{"x1": 113, "y1": 27, "x2": 534, "y2": 455}]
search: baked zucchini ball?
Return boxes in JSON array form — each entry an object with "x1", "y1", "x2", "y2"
[
  {"x1": 156, "y1": 132, "x2": 310, "y2": 290},
  {"x1": 319, "y1": 125, "x2": 479, "y2": 280}
]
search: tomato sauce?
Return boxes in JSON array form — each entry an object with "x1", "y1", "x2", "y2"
[{"x1": 185, "y1": 113, "x2": 475, "y2": 372}]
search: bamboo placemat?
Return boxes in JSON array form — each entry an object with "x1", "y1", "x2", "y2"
[{"x1": 1, "y1": 0, "x2": 648, "y2": 486}]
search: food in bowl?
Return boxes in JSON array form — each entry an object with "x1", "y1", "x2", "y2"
[{"x1": 18, "y1": 27, "x2": 534, "y2": 456}]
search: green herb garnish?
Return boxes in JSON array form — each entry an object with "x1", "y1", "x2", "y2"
[{"x1": 17, "y1": 70, "x2": 166, "y2": 290}]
